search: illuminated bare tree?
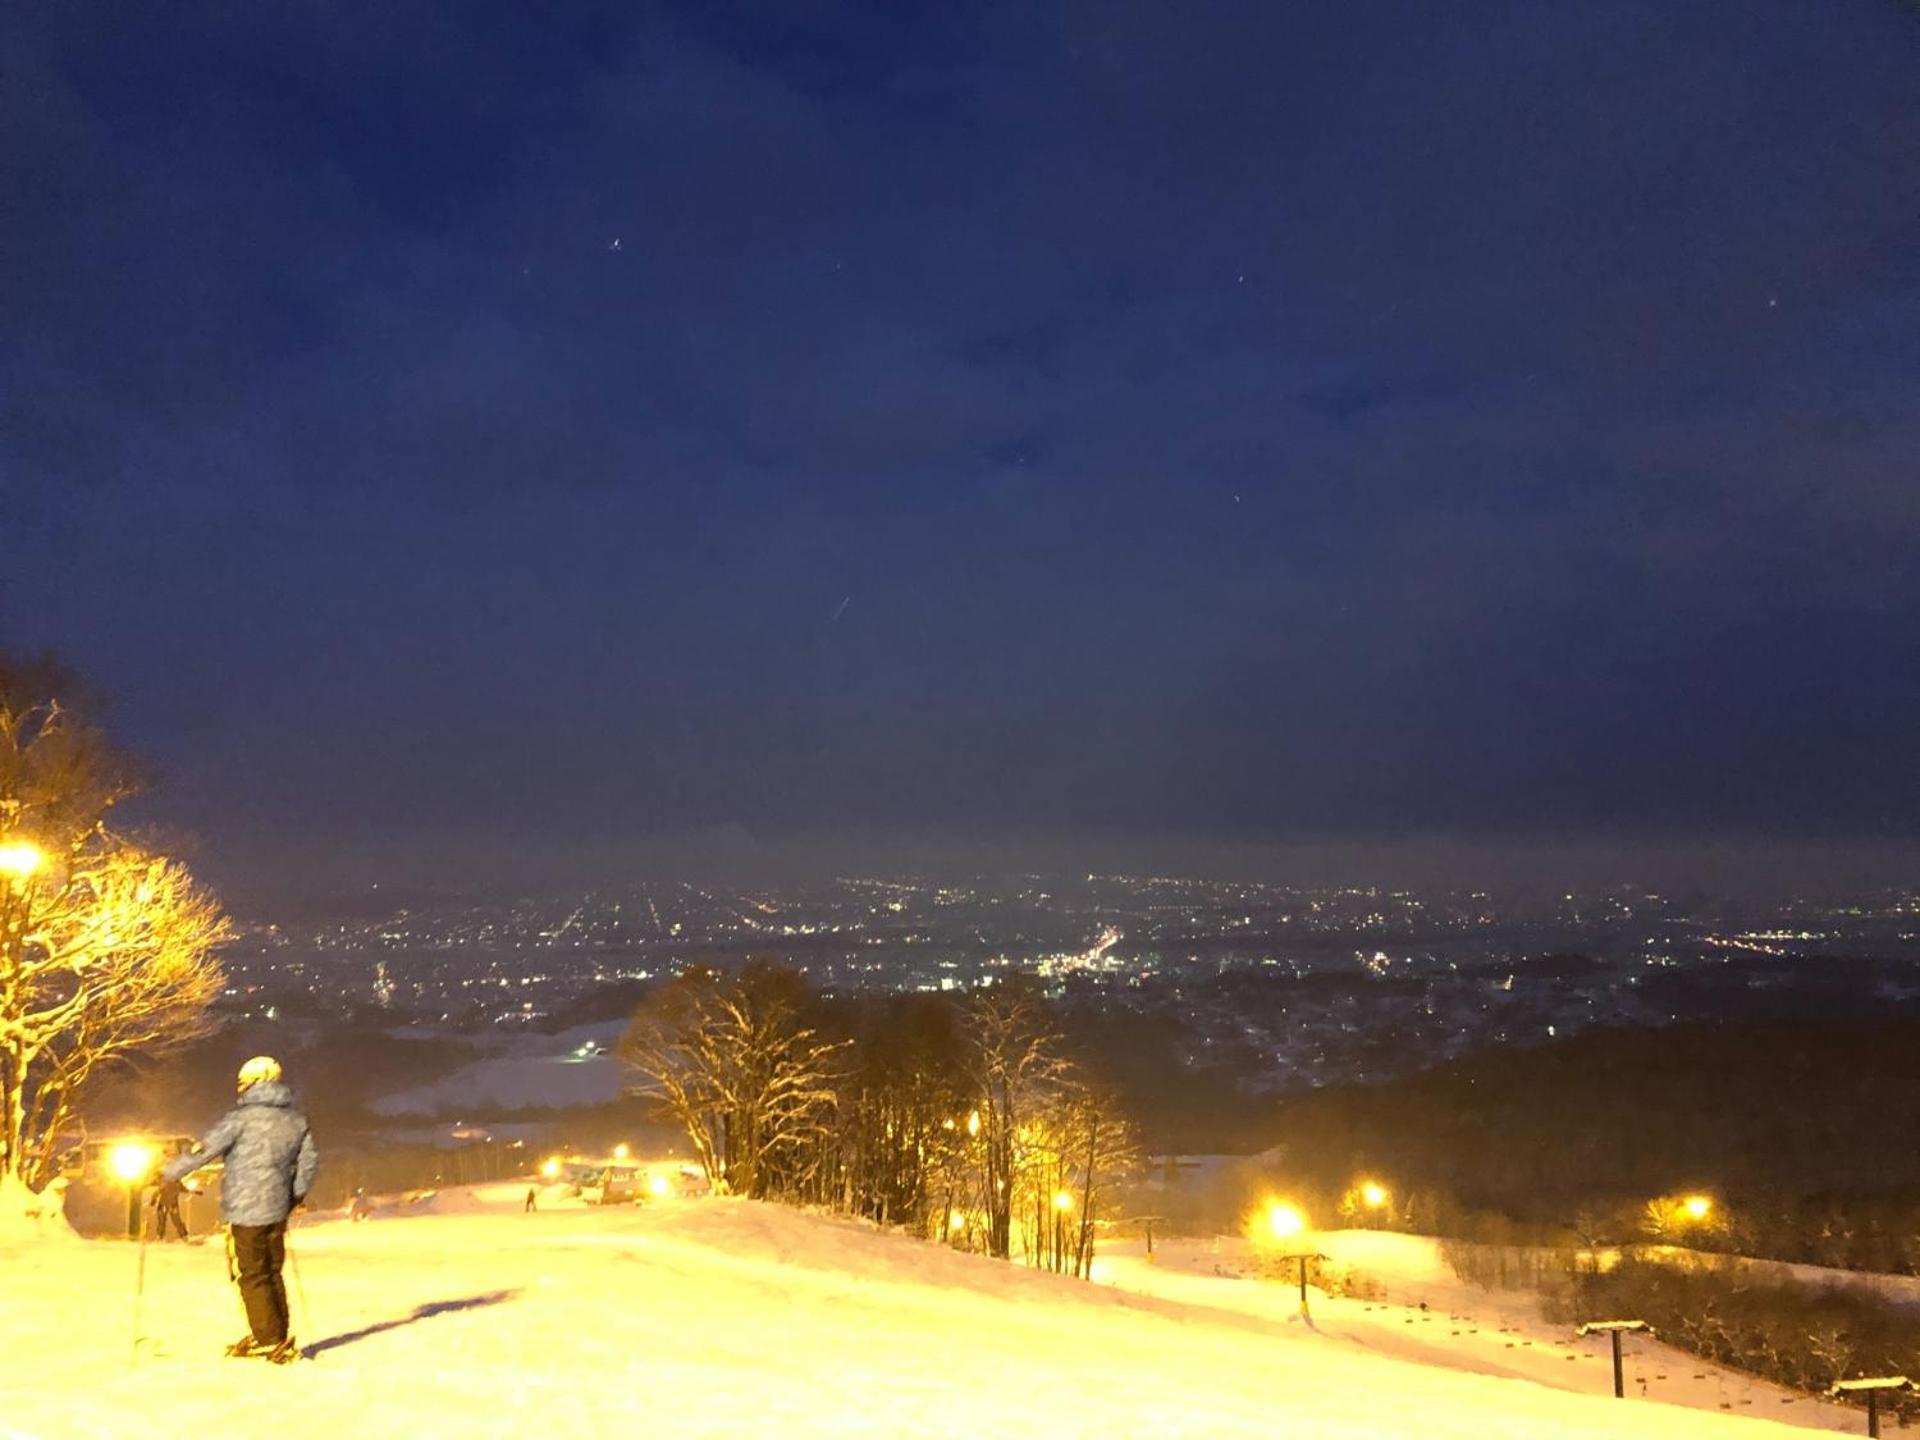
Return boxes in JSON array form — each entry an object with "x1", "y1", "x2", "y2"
[
  {"x1": 966, "y1": 980, "x2": 1072, "y2": 1261},
  {"x1": 0, "y1": 661, "x2": 229, "y2": 1215},
  {"x1": 621, "y1": 963, "x2": 843, "y2": 1199},
  {"x1": 620, "y1": 968, "x2": 732, "y2": 1185},
  {"x1": 1064, "y1": 1086, "x2": 1140, "y2": 1278}
]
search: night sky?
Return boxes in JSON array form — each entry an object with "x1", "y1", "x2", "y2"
[{"x1": 5, "y1": 2, "x2": 1918, "y2": 898}]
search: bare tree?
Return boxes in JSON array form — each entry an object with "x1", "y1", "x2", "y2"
[
  {"x1": 833, "y1": 992, "x2": 970, "y2": 1234},
  {"x1": 966, "y1": 980, "x2": 1072, "y2": 1261},
  {"x1": 0, "y1": 664, "x2": 228, "y2": 1216},
  {"x1": 619, "y1": 968, "x2": 732, "y2": 1187},
  {"x1": 1066, "y1": 1086, "x2": 1140, "y2": 1279},
  {"x1": 620, "y1": 963, "x2": 843, "y2": 1199}
]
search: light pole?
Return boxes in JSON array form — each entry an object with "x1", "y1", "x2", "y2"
[{"x1": 109, "y1": 1141, "x2": 157, "y2": 1240}]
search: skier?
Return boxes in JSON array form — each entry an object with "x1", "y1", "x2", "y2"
[
  {"x1": 160, "y1": 1056, "x2": 319, "y2": 1363},
  {"x1": 150, "y1": 1174, "x2": 190, "y2": 1240}
]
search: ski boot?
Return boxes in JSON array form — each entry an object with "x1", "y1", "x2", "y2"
[
  {"x1": 263, "y1": 1338, "x2": 302, "y2": 1365},
  {"x1": 225, "y1": 1336, "x2": 261, "y2": 1359}
]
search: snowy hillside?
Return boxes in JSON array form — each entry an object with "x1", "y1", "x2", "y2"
[
  {"x1": 0, "y1": 1185, "x2": 1861, "y2": 1439},
  {"x1": 372, "y1": 1021, "x2": 627, "y2": 1115}
]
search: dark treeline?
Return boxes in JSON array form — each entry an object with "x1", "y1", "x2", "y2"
[
  {"x1": 1568, "y1": 1257, "x2": 1920, "y2": 1424},
  {"x1": 619, "y1": 964, "x2": 1139, "y2": 1275},
  {"x1": 1269, "y1": 1019, "x2": 1920, "y2": 1274}
]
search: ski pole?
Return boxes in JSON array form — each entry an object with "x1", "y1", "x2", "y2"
[{"x1": 131, "y1": 1197, "x2": 150, "y2": 1361}]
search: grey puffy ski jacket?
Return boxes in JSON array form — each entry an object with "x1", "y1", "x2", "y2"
[{"x1": 162, "y1": 1080, "x2": 319, "y2": 1227}]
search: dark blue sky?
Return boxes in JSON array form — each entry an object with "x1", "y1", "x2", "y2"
[{"x1": 5, "y1": 2, "x2": 1918, "y2": 896}]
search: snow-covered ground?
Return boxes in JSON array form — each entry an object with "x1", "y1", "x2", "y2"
[
  {"x1": 1095, "y1": 1231, "x2": 1867, "y2": 1433},
  {"x1": 1635, "y1": 1242, "x2": 1920, "y2": 1308},
  {"x1": 371, "y1": 1021, "x2": 627, "y2": 1116},
  {"x1": 0, "y1": 1184, "x2": 1872, "y2": 1439}
]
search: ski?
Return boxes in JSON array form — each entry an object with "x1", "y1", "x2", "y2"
[{"x1": 225, "y1": 1338, "x2": 306, "y2": 1364}]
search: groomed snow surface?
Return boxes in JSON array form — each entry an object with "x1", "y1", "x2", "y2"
[{"x1": 0, "y1": 1182, "x2": 1869, "y2": 1439}]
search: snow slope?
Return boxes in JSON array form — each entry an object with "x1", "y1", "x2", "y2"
[
  {"x1": 371, "y1": 1021, "x2": 627, "y2": 1115},
  {"x1": 1094, "y1": 1231, "x2": 1866, "y2": 1433},
  {"x1": 0, "y1": 1186, "x2": 1859, "y2": 1440}
]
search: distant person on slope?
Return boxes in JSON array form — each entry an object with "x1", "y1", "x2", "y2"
[
  {"x1": 161, "y1": 1056, "x2": 319, "y2": 1363},
  {"x1": 150, "y1": 1175, "x2": 190, "y2": 1240}
]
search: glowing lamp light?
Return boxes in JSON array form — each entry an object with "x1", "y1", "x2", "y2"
[
  {"x1": 948, "y1": 1212, "x2": 967, "y2": 1231},
  {"x1": 0, "y1": 841, "x2": 44, "y2": 882},
  {"x1": 1361, "y1": 1182, "x2": 1389, "y2": 1209},
  {"x1": 647, "y1": 1174, "x2": 670, "y2": 1198},
  {"x1": 612, "y1": 1143, "x2": 631, "y2": 1161},
  {"x1": 1053, "y1": 1190, "x2": 1074, "y2": 1212},
  {"x1": 1266, "y1": 1202, "x2": 1307, "y2": 1240},
  {"x1": 966, "y1": 1110, "x2": 981, "y2": 1138},
  {"x1": 109, "y1": 1141, "x2": 157, "y2": 1184},
  {"x1": 540, "y1": 1158, "x2": 561, "y2": 1180},
  {"x1": 1682, "y1": 1194, "x2": 1712, "y2": 1221}
]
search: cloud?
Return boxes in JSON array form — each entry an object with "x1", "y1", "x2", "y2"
[{"x1": 4, "y1": 0, "x2": 1918, "y2": 878}]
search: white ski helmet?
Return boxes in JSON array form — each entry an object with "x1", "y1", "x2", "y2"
[{"x1": 237, "y1": 1055, "x2": 283, "y2": 1093}]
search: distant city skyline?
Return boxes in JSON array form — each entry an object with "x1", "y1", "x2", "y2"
[
  {"x1": 191, "y1": 824, "x2": 1920, "y2": 917},
  {"x1": 215, "y1": 871, "x2": 1920, "y2": 1090}
]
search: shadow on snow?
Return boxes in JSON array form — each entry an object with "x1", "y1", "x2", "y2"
[{"x1": 304, "y1": 1289, "x2": 521, "y2": 1358}]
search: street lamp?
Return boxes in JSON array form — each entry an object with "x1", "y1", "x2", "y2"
[
  {"x1": 540, "y1": 1157, "x2": 561, "y2": 1180},
  {"x1": 109, "y1": 1141, "x2": 157, "y2": 1239},
  {"x1": 612, "y1": 1143, "x2": 631, "y2": 1161},
  {"x1": 1680, "y1": 1194, "x2": 1712, "y2": 1222},
  {"x1": 0, "y1": 840, "x2": 44, "y2": 883},
  {"x1": 1265, "y1": 1201, "x2": 1307, "y2": 1241}
]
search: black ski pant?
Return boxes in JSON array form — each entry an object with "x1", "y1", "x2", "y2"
[
  {"x1": 153, "y1": 1196, "x2": 188, "y2": 1241},
  {"x1": 227, "y1": 1221, "x2": 291, "y2": 1345}
]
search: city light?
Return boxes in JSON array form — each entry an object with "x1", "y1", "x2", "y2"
[
  {"x1": 1361, "y1": 1181, "x2": 1389, "y2": 1209},
  {"x1": 1265, "y1": 1201, "x2": 1307, "y2": 1240},
  {"x1": 966, "y1": 1110, "x2": 981, "y2": 1138},
  {"x1": 540, "y1": 1158, "x2": 561, "y2": 1180},
  {"x1": 109, "y1": 1141, "x2": 156, "y2": 1183},
  {"x1": 647, "y1": 1174, "x2": 670, "y2": 1198},
  {"x1": 948, "y1": 1212, "x2": 967, "y2": 1231},
  {"x1": 1681, "y1": 1194, "x2": 1712, "y2": 1222},
  {"x1": 0, "y1": 840, "x2": 44, "y2": 882},
  {"x1": 612, "y1": 1143, "x2": 630, "y2": 1160},
  {"x1": 1053, "y1": 1190, "x2": 1074, "y2": 1211}
]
